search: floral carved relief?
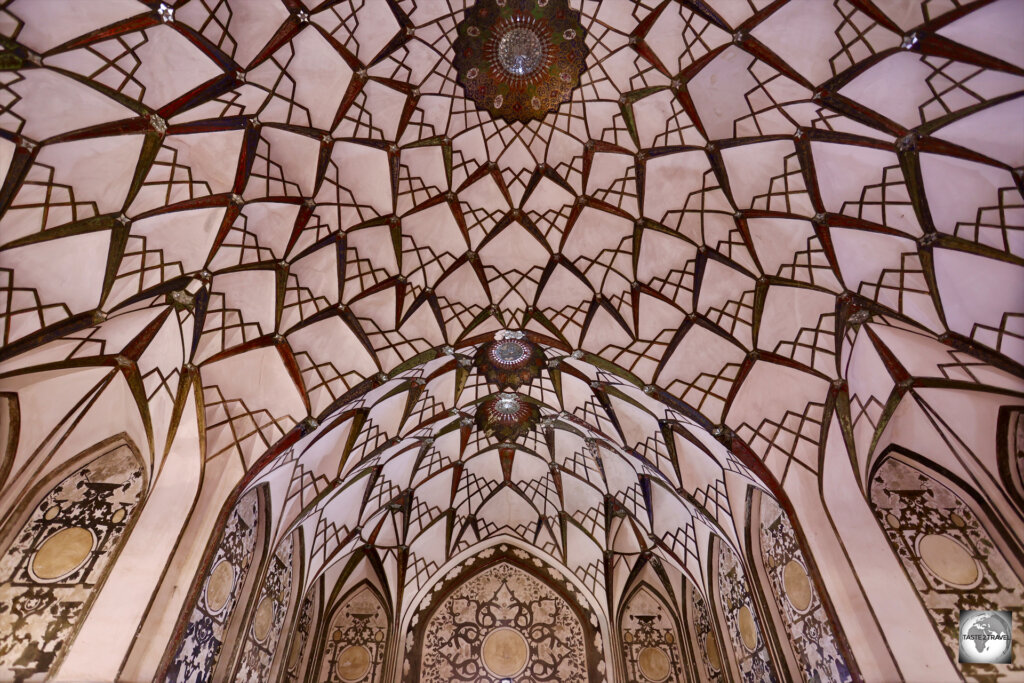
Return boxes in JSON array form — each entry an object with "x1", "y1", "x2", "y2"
[
  {"x1": 870, "y1": 457, "x2": 1024, "y2": 680},
  {"x1": 759, "y1": 496, "x2": 851, "y2": 683},
  {"x1": 166, "y1": 489, "x2": 259, "y2": 682},
  {"x1": 0, "y1": 443, "x2": 144, "y2": 680},
  {"x1": 717, "y1": 544, "x2": 777, "y2": 683}
]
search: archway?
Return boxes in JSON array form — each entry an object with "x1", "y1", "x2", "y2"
[
  {"x1": 0, "y1": 438, "x2": 145, "y2": 679},
  {"x1": 405, "y1": 546, "x2": 605, "y2": 683}
]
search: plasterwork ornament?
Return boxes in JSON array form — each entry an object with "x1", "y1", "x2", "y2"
[
  {"x1": 167, "y1": 489, "x2": 260, "y2": 682},
  {"x1": 475, "y1": 391, "x2": 541, "y2": 442},
  {"x1": 235, "y1": 534, "x2": 294, "y2": 680},
  {"x1": 318, "y1": 586, "x2": 388, "y2": 683},
  {"x1": 689, "y1": 588, "x2": 723, "y2": 683},
  {"x1": 453, "y1": 0, "x2": 588, "y2": 122},
  {"x1": 284, "y1": 593, "x2": 316, "y2": 682},
  {"x1": 620, "y1": 586, "x2": 685, "y2": 683},
  {"x1": 870, "y1": 458, "x2": 1024, "y2": 677},
  {"x1": 717, "y1": 545, "x2": 777, "y2": 682},
  {"x1": 759, "y1": 495, "x2": 852, "y2": 682},
  {"x1": 0, "y1": 444, "x2": 143, "y2": 679},
  {"x1": 409, "y1": 547, "x2": 604, "y2": 682},
  {"x1": 474, "y1": 331, "x2": 546, "y2": 390}
]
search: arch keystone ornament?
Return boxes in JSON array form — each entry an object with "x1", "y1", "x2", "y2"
[{"x1": 453, "y1": 0, "x2": 588, "y2": 122}]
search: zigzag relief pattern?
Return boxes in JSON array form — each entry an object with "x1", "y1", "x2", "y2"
[{"x1": 0, "y1": 3, "x2": 1021, "y2": 680}]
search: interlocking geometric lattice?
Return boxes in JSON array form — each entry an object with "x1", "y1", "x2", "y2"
[{"x1": 0, "y1": 2, "x2": 1022, "y2": 679}]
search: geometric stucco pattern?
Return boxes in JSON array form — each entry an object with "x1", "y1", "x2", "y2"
[
  {"x1": 0, "y1": 1, "x2": 1022, "y2": 681},
  {"x1": 2, "y1": 0, "x2": 1022, "y2": 492}
]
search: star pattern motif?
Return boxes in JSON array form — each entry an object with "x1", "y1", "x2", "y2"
[{"x1": 0, "y1": 0, "x2": 1022, "y2": 647}]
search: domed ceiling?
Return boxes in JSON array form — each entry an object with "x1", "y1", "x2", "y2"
[{"x1": 0, "y1": 0, "x2": 1022, "y2": 653}]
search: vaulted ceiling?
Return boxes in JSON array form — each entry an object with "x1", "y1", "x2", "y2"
[{"x1": 1, "y1": 0, "x2": 1022, "y2": 624}]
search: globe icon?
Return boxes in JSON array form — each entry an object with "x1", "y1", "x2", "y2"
[{"x1": 959, "y1": 611, "x2": 1012, "y2": 664}]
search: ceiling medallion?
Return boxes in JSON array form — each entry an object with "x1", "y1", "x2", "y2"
[
  {"x1": 453, "y1": 0, "x2": 589, "y2": 123},
  {"x1": 475, "y1": 391, "x2": 540, "y2": 442},
  {"x1": 474, "y1": 330, "x2": 546, "y2": 389}
]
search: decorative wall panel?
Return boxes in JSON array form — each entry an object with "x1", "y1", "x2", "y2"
[
  {"x1": 165, "y1": 489, "x2": 260, "y2": 682},
  {"x1": 235, "y1": 532, "x2": 294, "y2": 681},
  {"x1": 620, "y1": 585, "x2": 686, "y2": 682},
  {"x1": 0, "y1": 442, "x2": 144, "y2": 679},
  {"x1": 284, "y1": 591, "x2": 317, "y2": 683},
  {"x1": 318, "y1": 585, "x2": 388, "y2": 683},
  {"x1": 758, "y1": 496, "x2": 851, "y2": 682},
  {"x1": 1003, "y1": 407, "x2": 1024, "y2": 506},
  {"x1": 870, "y1": 457, "x2": 1024, "y2": 680},
  {"x1": 0, "y1": 2, "x2": 1021, "y2": 681},
  {"x1": 405, "y1": 546, "x2": 604, "y2": 683},
  {"x1": 687, "y1": 587, "x2": 723, "y2": 683},
  {"x1": 717, "y1": 545, "x2": 777, "y2": 682},
  {"x1": 420, "y1": 561, "x2": 587, "y2": 682}
]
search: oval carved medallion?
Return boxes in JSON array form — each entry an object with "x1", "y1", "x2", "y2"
[
  {"x1": 482, "y1": 627, "x2": 530, "y2": 677},
  {"x1": 32, "y1": 526, "x2": 94, "y2": 580}
]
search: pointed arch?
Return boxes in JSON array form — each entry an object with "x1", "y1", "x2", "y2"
[
  {"x1": 404, "y1": 544, "x2": 604, "y2": 682},
  {"x1": 618, "y1": 580, "x2": 689, "y2": 682},
  {"x1": 163, "y1": 484, "x2": 266, "y2": 682},
  {"x1": 869, "y1": 448, "x2": 1024, "y2": 675},
  {"x1": 0, "y1": 436, "x2": 146, "y2": 678},
  {"x1": 316, "y1": 581, "x2": 390, "y2": 683}
]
